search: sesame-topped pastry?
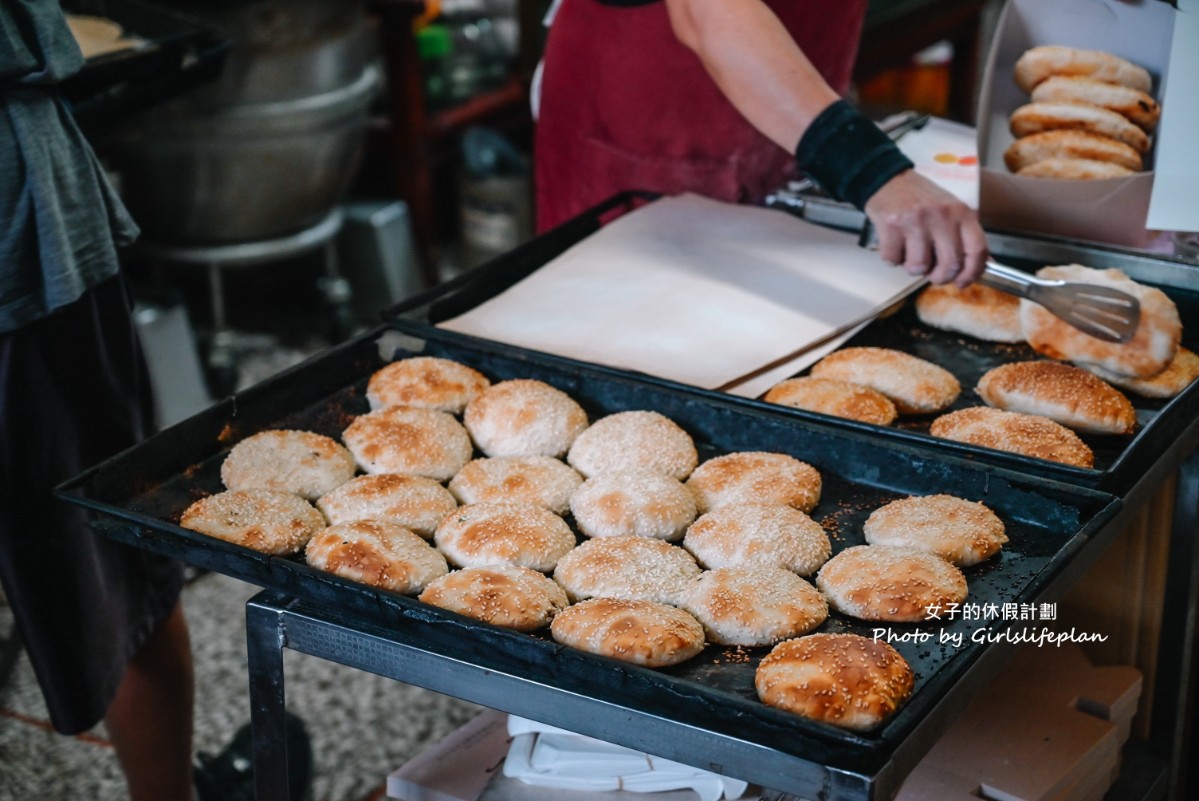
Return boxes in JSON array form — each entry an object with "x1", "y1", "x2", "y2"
[
  {"x1": 863, "y1": 494, "x2": 1007, "y2": 567},
  {"x1": 815, "y1": 544, "x2": 968, "y2": 623},
  {"x1": 464, "y1": 379, "x2": 589, "y2": 459},
  {"x1": 930, "y1": 406, "x2": 1095, "y2": 468},
  {"x1": 433, "y1": 501, "x2": 576, "y2": 572},
  {"x1": 1008, "y1": 102, "x2": 1150, "y2": 154},
  {"x1": 1088, "y1": 347, "x2": 1199, "y2": 399},
  {"x1": 686, "y1": 451, "x2": 821, "y2": 515},
  {"x1": 367, "y1": 356, "x2": 491, "y2": 414},
  {"x1": 551, "y1": 598, "x2": 706, "y2": 668},
  {"x1": 976, "y1": 361, "x2": 1136, "y2": 435},
  {"x1": 915, "y1": 283, "x2": 1024, "y2": 344},
  {"x1": 1020, "y1": 265, "x2": 1180, "y2": 380},
  {"x1": 566, "y1": 410, "x2": 698, "y2": 480},
  {"x1": 316, "y1": 473, "x2": 457, "y2": 538},
  {"x1": 569, "y1": 469, "x2": 696, "y2": 541},
  {"x1": 763, "y1": 377, "x2": 898, "y2": 425},
  {"x1": 180, "y1": 489, "x2": 325, "y2": 556},
  {"x1": 683, "y1": 503, "x2": 831, "y2": 577},
  {"x1": 342, "y1": 406, "x2": 473, "y2": 481},
  {"x1": 811, "y1": 347, "x2": 960, "y2": 415},
  {"x1": 418, "y1": 565, "x2": 569, "y2": 631},
  {"x1": 756, "y1": 633, "x2": 914, "y2": 731},
  {"x1": 448, "y1": 455, "x2": 583, "y2": 515},
  {"x1": 221, "y1": 429, "x2": 356, "y2": 500},
  {"x1": 1013, "y1": 45, "x2": 1152, "y2": 95},
  {"x1": 678, "y1": 567, "x2": 828, "y2": 647},
  {"x1": 305, "y1": 520, "x2": 448, "y2": 594},
  {"x1": 553, "y1": 535, "x2": 701, "y2": 606}
]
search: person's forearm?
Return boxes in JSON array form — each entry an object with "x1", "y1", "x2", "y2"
[
  {"x1": 665, "y1": 0, "x2": 988, "y2": 286},
  {"x1": 665, "y1": 0, "x2": 839, "y2": 152}
]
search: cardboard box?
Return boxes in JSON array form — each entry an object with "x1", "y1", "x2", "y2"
[
  {"x1": 976, "y1": 0, "x2": 1178, "y2": 247},
  {"x1": 894, "y1": 644, "x2": 1142, "y2": 801}
]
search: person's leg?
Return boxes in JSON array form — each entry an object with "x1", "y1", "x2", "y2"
[{"x1": 104, "y1": 602, "x2": 195, "y2": 801}]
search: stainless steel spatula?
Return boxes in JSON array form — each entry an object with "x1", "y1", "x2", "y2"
[
  {"x1": 855, "y1": 221, "x2": 1141, "y2": 342},
  {"x1": 978, "y1": 260, "x2": 1141, "y2": 343}
]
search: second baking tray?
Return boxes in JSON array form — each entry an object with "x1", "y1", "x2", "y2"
[
  {"x1": 385, "y1": 191, "x2": 1199, "y2": 494},
  {"x1": 61, "y1": 0, "x2": 229, "y2": 134},
  {"x1": 57, "y1": 325, "x2": 1121, "y2": 800}
]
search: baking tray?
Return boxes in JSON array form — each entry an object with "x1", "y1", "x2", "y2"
[
  {"x1": 385, "y1": 191, "x2": 1199, "y2": 494},
  {"x1": 60, "y1": 0, "x2": 229, "y2": 135},
  {"x1": 56, "y1": 325, "x2": 1121, "y2": 798}
]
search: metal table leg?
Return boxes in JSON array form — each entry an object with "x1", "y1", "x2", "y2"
[
  {"x1": 247, "y1": 595, "x2": 292, "y2": 801},
  {"x1": 317, "y1": 239, "x2": 355, "y2": 342}
]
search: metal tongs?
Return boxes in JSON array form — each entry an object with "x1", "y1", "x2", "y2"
[{"x1": 978, "y1": 259, "x2": 1141, "y2": 343}]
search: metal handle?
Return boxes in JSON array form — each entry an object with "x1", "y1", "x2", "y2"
[{"x1": 977, "y1": 260, "x2": 1041, "y2": 300}]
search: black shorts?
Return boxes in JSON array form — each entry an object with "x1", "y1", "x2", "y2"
[{"x1": 0, "y1": 275, "x2": 184, "y2": 734}]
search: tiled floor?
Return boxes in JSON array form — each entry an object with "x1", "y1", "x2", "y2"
[{"x1": 0, "y1": 571, "x2": 481, "y2": 801}]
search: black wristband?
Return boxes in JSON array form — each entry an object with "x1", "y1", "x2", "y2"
[{"x1": 795, "y1": 100, "x2": 914, "y2": 210}]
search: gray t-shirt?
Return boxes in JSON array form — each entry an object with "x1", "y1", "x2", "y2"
[{"x1": 1, "y1": 0, "x2": 139, "y2": 334}]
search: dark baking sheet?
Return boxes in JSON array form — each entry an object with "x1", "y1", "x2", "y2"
[
  {"x1": 384, "y1": 191, "x2": 1199, "y2": 493},
  {"x1": 57, "y1": 325, "x2": 1121, "y2": 794}
]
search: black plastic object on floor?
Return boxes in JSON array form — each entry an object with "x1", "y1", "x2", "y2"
[{"x1": 194, "y1": 712, "x2": 314, "y2": 801}]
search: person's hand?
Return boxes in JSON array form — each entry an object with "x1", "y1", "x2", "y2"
[{"x1": 863, "y1": 170, "x2": 988, "y2": 287}]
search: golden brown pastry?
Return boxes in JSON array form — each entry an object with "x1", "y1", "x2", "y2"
[
  {"x1": 463, "y1": 379, "x2": 589, "y2": 459},
  {"x1": 566, "y1": 410, "x2": 698, "y2": 480},
  {"x1": 1014, "y1": 45, "x2": 1152, "y2": 94},
  {"x1": 342, "y1": 406, "x2": 473, "y2": 481},
  {"x1": 221, "y1": 429, "x2": 356, "y2": 501},
  {"x1": 569, "y1": 469, "x2": 697, "y2": 541},
  {"x1": 448, "y1": 456, "x2": 583, "y2": 515},
  {"x1": 976, "y1": 361, "x2": 1136, "y2": 435},
  {"x1": 366, "y1": 356, "x2": 491, "y2": 414},
  {"x1": 550, "y1": 598, "x2": 706, "y2": 668},
  {"x1": 863, "y1": 494, "x2": 1007, "y2": 567},
  {"x1": 305, "y1": 520, "x2": 448, "y2": 594},
  {"x1": 929, "y1": 406, "x2": 1095, "y2": 468},
  {"x1": 810, "y1": 347, "x2": 960, "y2": 414},
  {"x1": 755, "y1": 634, "x2": 914, "y2": 731},
  {"x1": 180, "y1": 489, "x2": 326, "y2": 556},
  {"x1": 763, "y1": 377, "x2": 897, "y2": 425},
  {"x1": 552, "y1": 535, "x2": 701, "y2": 605},
  {"x1": 1017, "y1": 158, "x2": 1135, "y2": 180},
  {"x1": 1004, "y1": 130, "x2": 1143, "y2": 173},
  {"x1": 433, "y1": 501, "x2": 577, "y2": 572},
  {"x1": 1030, "y1": 75, "x2": 1160, "y2": 131},
  {"x1": 815, "y1": 544, "x2": 968, "y2": 623},
  {"x1": 678, "y1": 567, "x2": 828, "y2": 647},
  {"x1": 914, "y1": 283, "x2": 1024, "y2": 343},
  {"x1": 316, "y1": 473, "x2": 457, "y2": 538},
  {"x1": 685, "y1": 451, "x2": 822, "y2": 514},
  {"x1": 418, "y1": 565, "x2": 569, "y2": 631},
  {"x1": 682, "y1": 502, "x2": 831, "y2": 577},
  {"x1": 1009, "y1": 102, "x2": 1149, "y2": 154},
  {"x1": 1020, "y1": 265, "x2": 1181, "y2": 380},
  {"x1": 1088, "y1": 347, "x2": 1199, "y2": 399}
]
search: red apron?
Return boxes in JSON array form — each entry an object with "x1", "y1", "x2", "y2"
[{"x1": 534, "y1": 0, "x2": 868, "y2": 232}]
